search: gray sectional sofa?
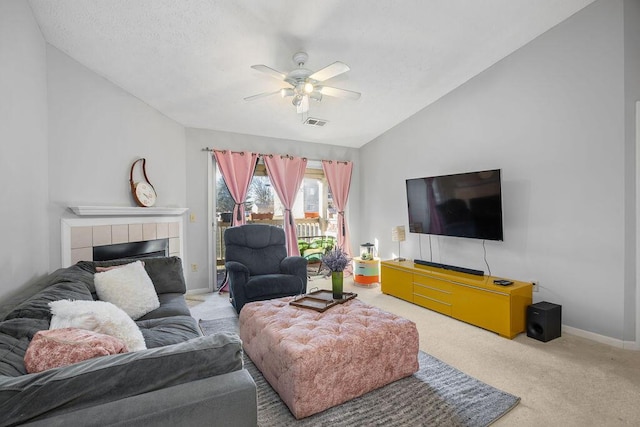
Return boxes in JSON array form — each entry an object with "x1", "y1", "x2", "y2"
[{"x1": 0, "y1": 257, "x2": 257, "y2": 426}]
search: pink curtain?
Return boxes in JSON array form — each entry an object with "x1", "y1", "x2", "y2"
[
  {"x1": 263, "y1": 155, "x2": 307, "y2": 256},
  {"x1": 213, "y1": 150, "x2": 258, "y2": 226},
  {"x1": 322, "y1": 160, "x2": 353, "y2": 257}
]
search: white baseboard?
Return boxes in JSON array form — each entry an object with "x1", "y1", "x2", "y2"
[
  {"x1": 562, "y1": 325, "x2": 639, "y2": 350},
  {"x1": 624, "y1": 341, "x2": 640, "y2": 350}
]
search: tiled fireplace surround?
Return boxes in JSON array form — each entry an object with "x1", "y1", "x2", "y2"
[{"x1": 61, "y1": 209, "x2": 185, "y2": 267}]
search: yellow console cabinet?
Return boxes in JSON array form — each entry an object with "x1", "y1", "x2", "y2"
[
  {"x1": 380, "y1": 260, "x2": 532, "y2": 339},
  {"x1": 380, "y1": 264, "x2": 413, "y2": 301}
]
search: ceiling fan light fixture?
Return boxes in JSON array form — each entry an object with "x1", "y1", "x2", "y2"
[
  {"x1": 309, "y1": 92, "x2": 322, "y2": 102},
  {"x1": 246, "y1": 51, "x2": 361, "y2": 118},
  {"x1": 280, "y1": 88, "x2": 294, "y2": 98},
  {"x1": 303, "y1": 82, "x2": 314, "y2": 94}
]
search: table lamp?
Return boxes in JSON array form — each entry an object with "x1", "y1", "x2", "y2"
[{"x1": 391, "y1": 226, "x2": 406, "y2": 262}]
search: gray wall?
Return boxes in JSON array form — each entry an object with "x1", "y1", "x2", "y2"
[
  {"x1": 360, "y1": 0, "x2": 632, "y2": 341},
  {"x1": 185, "y1": 128, "x2": 360, "y2": 291},
  {"x1": 623, "y1": 0, "x2": 640, "y2": 345},
  {"x1": 46, "y1": 47, "x2": 187, "y2": 268},
  {"x1": 0, "y1": 0, "x2": 50, "y2": 299}
]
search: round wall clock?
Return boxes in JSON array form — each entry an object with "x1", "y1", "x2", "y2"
[{"x1": 130, "y1": 158, "x2": 157, "y2": 207}]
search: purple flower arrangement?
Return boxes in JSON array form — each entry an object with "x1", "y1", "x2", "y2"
[{"x1": 321, "y1": 247, "x2": 351, "y2": 272}]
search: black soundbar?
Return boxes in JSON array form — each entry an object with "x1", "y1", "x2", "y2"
[{"x1": 414, "y1": 259, "x2": 484, "y2": 276}]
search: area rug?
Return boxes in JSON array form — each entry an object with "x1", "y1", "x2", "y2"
[{"x1": 199, "y1": 317, "x2": 520, "y2": 426}]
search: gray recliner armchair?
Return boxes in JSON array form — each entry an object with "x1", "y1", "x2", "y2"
[{"x1": 224, "y1": 224, "x2": 308, "y2": 313}]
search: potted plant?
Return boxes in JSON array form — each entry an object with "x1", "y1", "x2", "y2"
[{"x1": 321, "y1": 246, "x2": 351, "y2": 299}]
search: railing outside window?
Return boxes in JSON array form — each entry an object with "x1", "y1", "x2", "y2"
[{"x1": 216, "y1": 218, "x2": 326, "y2": 265}]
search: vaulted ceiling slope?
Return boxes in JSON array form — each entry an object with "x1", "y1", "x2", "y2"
[{"x1": 29, "y1": 0, "x2": 596, "y2": 148}]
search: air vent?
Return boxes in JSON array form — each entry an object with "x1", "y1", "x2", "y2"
[{"x1": 304, "y1": 117, "x2": 328, "y2": 127}]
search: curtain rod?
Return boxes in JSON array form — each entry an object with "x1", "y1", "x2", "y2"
[
  {"x1": 322, "y1": 160, "x2": 350, "y2": 165},
  {"x1": 202, "y1": 147, "x2": 248, "y2": 155},
  {"x1": 202, "y1": 147, "x2": 349, "y2": 165}
]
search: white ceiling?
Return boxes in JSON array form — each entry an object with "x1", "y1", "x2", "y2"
[{"x1": 28, "y1": 0, "x2": 595, "y2": 148}]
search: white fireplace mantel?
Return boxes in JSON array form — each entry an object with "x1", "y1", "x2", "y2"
[{"x1": 69, "y1": 206, "x2": 188, "y2": 216}]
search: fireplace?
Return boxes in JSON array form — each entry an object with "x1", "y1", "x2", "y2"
[
  {"x1": 61, "y1": 206, "x2": 187, "y2": 267},
  {"x1": 93, "y1": 238, "x2": 169, "y2": 261}
]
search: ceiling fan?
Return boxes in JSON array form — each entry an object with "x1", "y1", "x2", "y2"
[{"x1": 244, "y1": 52, "x2": 361, "y2": 114}]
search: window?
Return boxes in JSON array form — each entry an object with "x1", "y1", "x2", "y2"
[
  {"x1": 215, "y1": 159, "x2": 335, "y2": 229},
  {"x1": 214, "y1": 159, "x2": 336, "y2": 265}
]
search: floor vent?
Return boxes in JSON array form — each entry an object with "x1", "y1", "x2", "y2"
[{"x1": 304, "y1": 117, "x2": 328, "y2": 127}]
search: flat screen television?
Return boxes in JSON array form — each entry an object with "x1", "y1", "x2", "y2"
[{"x1": 405, "y1": 169, "x2": 503, "y2": 241}]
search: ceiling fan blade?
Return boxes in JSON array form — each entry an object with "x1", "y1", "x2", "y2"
[
  {"x1": 318, "y1": 86, "x2": 361, "y2": 100},
  {"x1": 251, "y1": 65, "x2": 286, "y2": 80},
  {"x1": 244, "y1": 90, "x2": 280, "y2": 102},
  {"x1": 309, "y1": 61, "x2": 350, "y2": 82}
]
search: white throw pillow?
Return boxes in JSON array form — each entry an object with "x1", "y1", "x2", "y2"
[
  {"x1": 94, "y1": 261, "x2": 160, "y2": 320},
  {"x1": 49, "y1": 300, "x2": 147, "y2": 352}
]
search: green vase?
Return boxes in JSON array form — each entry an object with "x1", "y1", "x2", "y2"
[{"x1": 332, "y1": 271, "x2": 344, "y2": 300}]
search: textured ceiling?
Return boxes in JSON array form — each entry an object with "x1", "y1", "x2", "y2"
[{"x1": 28, "y1": 0, "x2": 595, "y2": 148}]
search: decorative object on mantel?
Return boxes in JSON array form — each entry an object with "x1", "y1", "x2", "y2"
[
  {"x1": 130, "y1": 158, "x2": 157, "y2": 207},
  {"x1": 321, "y1": 246, "x2": 351, "y2": 299},
  {"x1": 392, "y1": 225, "x2": 406, "y2": 262}
]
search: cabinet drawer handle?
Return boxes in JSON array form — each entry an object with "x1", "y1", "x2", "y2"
[
  {"x1": 414, "y1": 292, "x2": 451, "y2": 306},
  {"x1": 454, "y1": 281, "x2": 508, "y2": 296},
  {"x1": 413, "y1": 283, "x2": 451, "y2": 295},
  {"x1": 414, "y1": 272, "x2": 461, "y2": 286}
]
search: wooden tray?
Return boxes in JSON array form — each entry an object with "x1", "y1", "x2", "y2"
[{"x1": 289, "y1": 290, "x2": 357, "y2": 312}]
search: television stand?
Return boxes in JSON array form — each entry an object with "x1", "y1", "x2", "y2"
[{"x1": 380, "y1": 259, "x2": 532, "y2": 339}]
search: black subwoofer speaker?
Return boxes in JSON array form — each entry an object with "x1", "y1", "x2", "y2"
[{"x1": 526, "y1": 302, "x2": 562, "y2": 342}]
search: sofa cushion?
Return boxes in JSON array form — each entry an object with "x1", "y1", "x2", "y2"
[
  {"x1": 137, "y1": 315, "x2": 201, "y2": 348},
  {"x1": 24, "y1": 328, "x2": 128, "y2": 373},
  {"x1": 137, "y1": 293, "x2": 191, "y2": 320},
  {"x1": 94, "y1": 261, "x2": 160, "y2": 320},
  {"x1": 0, "y1": 333, "x2": 244, "y2": 426},
  {"x1": 142, "y1": 256, "x2": 188, "y2": 294},
  {"x1": 49, "y1": 300, "x2": 146, "y2": 352},
  {"x1": 0, "y1": 333, "x2": 29, "y2": 377},
  {"x1": 77, "y1": 256, "x2": 187, "y2": 295},
  {"x1": 0, "y1": 318, "x2": 49, "y2": 377},
  {"x1": 0, "y1": 265, "x2": 96, "y2": 321},
  {"x1": 95, "y1": 261, "x2": 144, "y2": 272},
  {"x1": 3, "y1": 281, "x2": 93, "y2": 322}
]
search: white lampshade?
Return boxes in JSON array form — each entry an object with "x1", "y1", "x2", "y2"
[
  {"x1": 391, "y1": 226, "x2": 406, "y2": 262},
  {"x1": 391, "y1": 226, "x2": 406, "y2": 242}
]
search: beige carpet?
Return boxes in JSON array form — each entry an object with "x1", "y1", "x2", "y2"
[{"x1": 190, "y1": 276, "x2": 640, "y2": 426}]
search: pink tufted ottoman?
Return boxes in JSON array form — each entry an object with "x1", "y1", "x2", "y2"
[{"x1": 239, "y1": 296, "x2": 419, "y2": 419}]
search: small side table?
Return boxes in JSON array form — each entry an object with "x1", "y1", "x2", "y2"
[{"x1": 353, "y1": 257, "x2": 380, "y2": 286}]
